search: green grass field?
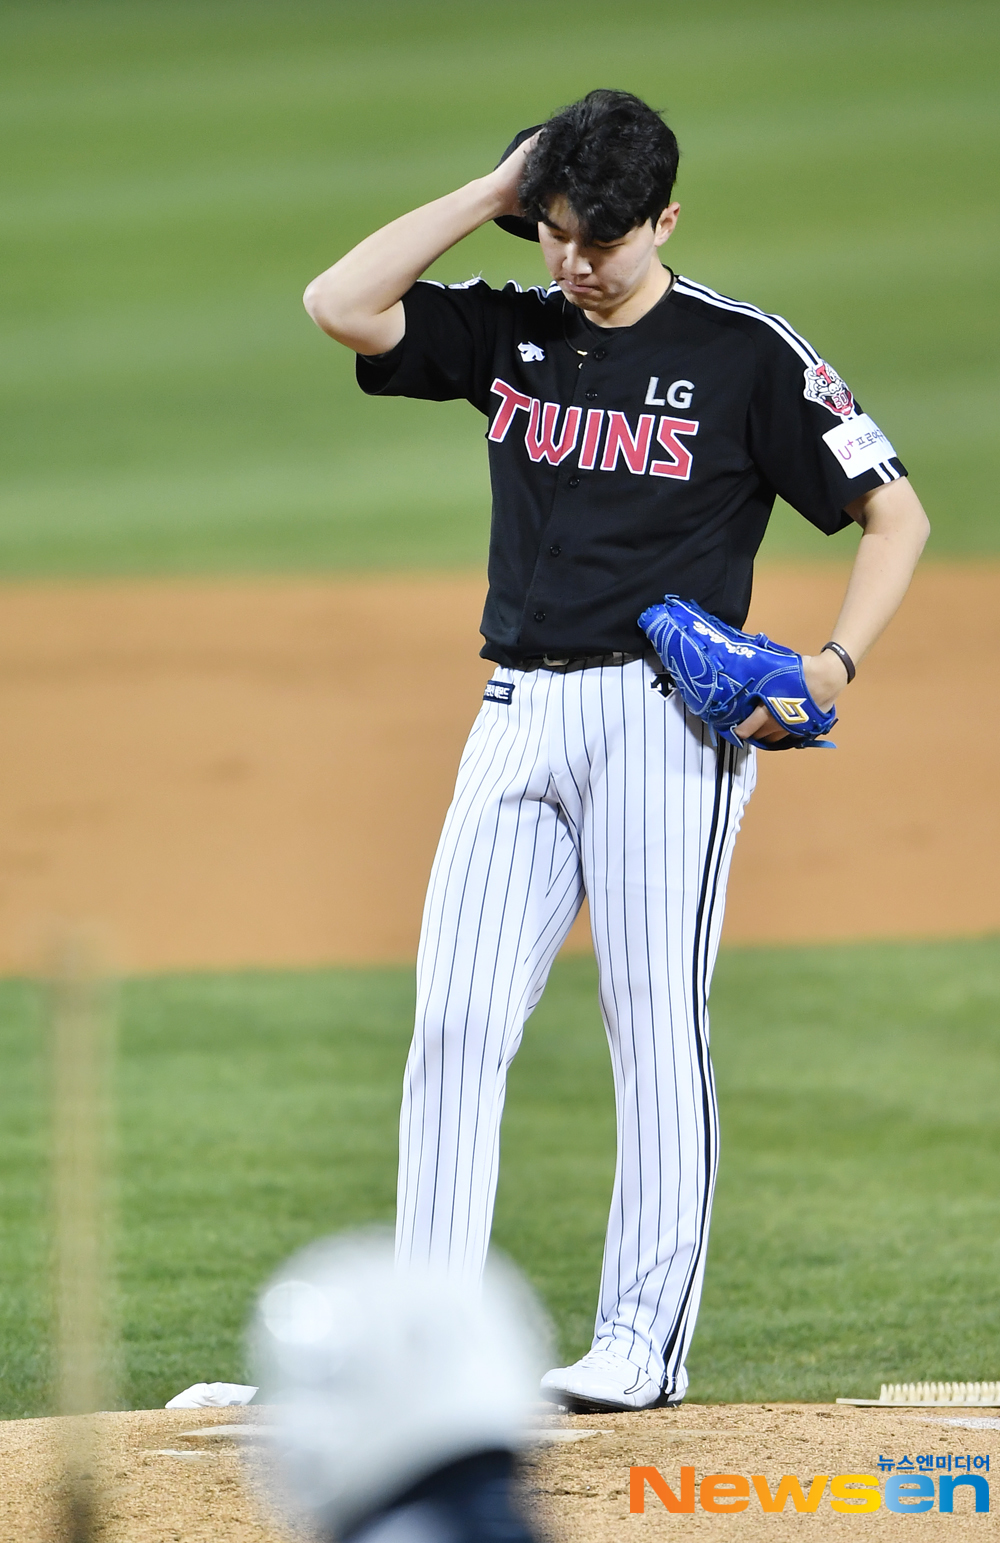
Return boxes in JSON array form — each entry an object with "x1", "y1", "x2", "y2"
[
  {"x1": 1, "y1": 0, "x2": 997, "y2": 575},
  {"x1": 2, "y1": 939, "x2": 998, "y2": 1417}
]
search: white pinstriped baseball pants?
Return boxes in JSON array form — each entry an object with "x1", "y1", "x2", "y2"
[{"x1": 396, "y1": 656, "x2": 756, "y2": 1398}]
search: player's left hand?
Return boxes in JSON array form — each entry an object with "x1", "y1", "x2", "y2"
[{"x1": 734, "y1": 649, "x2": 849, "y2": 743}]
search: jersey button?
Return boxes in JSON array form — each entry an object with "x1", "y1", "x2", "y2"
[
  {"x1": 592, "y1": 346, "x2": 608, "y2": 361},
  {"x1": 548, "y1": 544, "x2": 561, "y2": 556},
  {"x1": 567, "y1": 475, "x2": 580, "y2": 488},
  {"x1": 585, "y1": 389, "x2": 598, "y2": 400},
  {"x1": 533, "y1": 610, "x2": 546, "y2": 622}
]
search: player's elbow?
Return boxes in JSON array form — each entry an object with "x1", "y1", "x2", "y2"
[
  {"x1": 914, "y1": 505, "x2": 932, "y2": 552},
  {"x1": 302, "y1": 278, "x2": 391, "y2": 353},
  {"x1": 851, "y1": 477, "x2": 931, "y2": 553},
  {"x1": 303, "y1": 277, "x2": 349, "y2": 340},
  {"x1": 895, "y1": 480, "x2": 932, "y2": 553},
  {"x1": 302, "y1": 277, "x2": 323, "y2": 321}
]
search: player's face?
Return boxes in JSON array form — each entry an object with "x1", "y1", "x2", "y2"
[{"x1": 538, "y1": 196, "x2": 679, "y2": 316}]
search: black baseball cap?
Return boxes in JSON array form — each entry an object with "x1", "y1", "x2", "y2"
[{"x1": 493, "y1": 125, "x2": 544, "y2": 241}]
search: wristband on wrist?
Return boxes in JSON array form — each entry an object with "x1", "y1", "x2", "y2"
[{"x1": 821, "y1": 640, "x2": 856, "y2": 684}]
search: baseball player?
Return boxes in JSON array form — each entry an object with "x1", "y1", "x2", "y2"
[{"x1": 304, "y1": 90, "x2": 929, "y2": 1411}]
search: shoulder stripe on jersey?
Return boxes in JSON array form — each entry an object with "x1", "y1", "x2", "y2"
[
  {"x1": 677, "y1": 278, "x2": 905, "y2": 484},
  {"x1": 673, "y1": 276, "x2": 821, "y2": 367},
  {"x1": 419, "y1": 277, "x2": 551, "y2": 300},
  {"x1": 499, "y1": 280, "x2": 553, "y2": 300}
]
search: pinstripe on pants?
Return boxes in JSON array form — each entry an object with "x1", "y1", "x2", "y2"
[{"x1": 396, "y1": 655, "x2": 756, "y2": 1398}]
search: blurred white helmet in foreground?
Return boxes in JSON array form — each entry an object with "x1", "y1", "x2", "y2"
[{"x1": 248, "y1": 1230, "x2": 552, "y2": 1540}]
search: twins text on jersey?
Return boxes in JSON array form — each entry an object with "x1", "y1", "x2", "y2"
[{"x1": 488, "y1": 378, "x2": 700, "y2": 481}]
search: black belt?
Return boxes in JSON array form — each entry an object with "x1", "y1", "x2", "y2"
[{"x1": 511, "y1": 650, "x2": 648, "y2": 673}]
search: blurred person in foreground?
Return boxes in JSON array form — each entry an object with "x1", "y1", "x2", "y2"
[{"x1": 249, "y1": 1233, "x2": 549, "y2": 1543}]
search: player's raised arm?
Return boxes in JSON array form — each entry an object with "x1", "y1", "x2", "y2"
[{"x1": 302, "y1": 137, "x2": 536, "y2": 356}]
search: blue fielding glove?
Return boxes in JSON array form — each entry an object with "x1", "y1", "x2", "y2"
[{"x1": 638, "y1": 596, "x2": 837, "y2": 751}]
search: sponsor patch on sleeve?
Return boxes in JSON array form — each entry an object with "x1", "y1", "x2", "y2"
[
  {"x1": 483, "y1": 679, "x2": 515, "y2": 704},
  {"x1": 822, "y1": 413, "x2": 897, "y2": 477}
]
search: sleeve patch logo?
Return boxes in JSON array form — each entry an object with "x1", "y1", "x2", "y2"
[
  {"x1": 518, "y1": 342, "x2": 546, "y2": 362},
  {"x1": 803, "y1": 361, "x2": 855, "y2": 419},
  {"x1": 483, "y1": 679, "x2": 515, "y2": 704},
  {"x1": 822, "y1": 413, "x2": 897, "y2": 478}
]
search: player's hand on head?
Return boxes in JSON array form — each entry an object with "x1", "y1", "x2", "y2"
[{"x1": 486, "y1": 131, "x2": 540, "y2": 219}]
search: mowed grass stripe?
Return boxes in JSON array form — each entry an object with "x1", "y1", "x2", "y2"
[
  {"x1": 0, "y1": 0, "x2": 996, "y2": 573},
  {"x1": 1, "y1": 939, "x2": 997, "y2": 1415},
  {"x1": 4, "y1": 95, "x2": 996, "y2": 235}
]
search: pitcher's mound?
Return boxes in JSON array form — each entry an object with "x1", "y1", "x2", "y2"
[{"x1": 3, "y1": 1402, "x2": 995, "y2": 1539}]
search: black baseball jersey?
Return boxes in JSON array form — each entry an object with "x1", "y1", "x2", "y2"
[{"x1": 357, "y1": 273, "x2": 907, "y2": 666}]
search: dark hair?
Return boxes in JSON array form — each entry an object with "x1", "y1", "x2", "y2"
[{"x1": 518, "y1": 89, "x2": 679, "y2": 245}]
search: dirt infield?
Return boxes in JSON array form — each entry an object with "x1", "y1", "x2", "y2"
[
  {"x1": 0, "y1": 564, "x2": 995, "y2": 975},
  {"x1": 2, "y1": 1403, "x2": 996, "y2": 1540}
]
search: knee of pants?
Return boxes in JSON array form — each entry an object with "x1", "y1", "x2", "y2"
[{"x1": 408, "y1": 1007, "x2": 524, "y2": 1085}]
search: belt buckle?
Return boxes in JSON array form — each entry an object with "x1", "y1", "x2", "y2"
[{"x1": 541, "y1": 654, "x2": 572, "y2": 667}]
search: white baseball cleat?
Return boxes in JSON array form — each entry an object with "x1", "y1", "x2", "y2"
[{"x1": 540, "y1": 1347, "x2": 680, "y2": 1412}]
